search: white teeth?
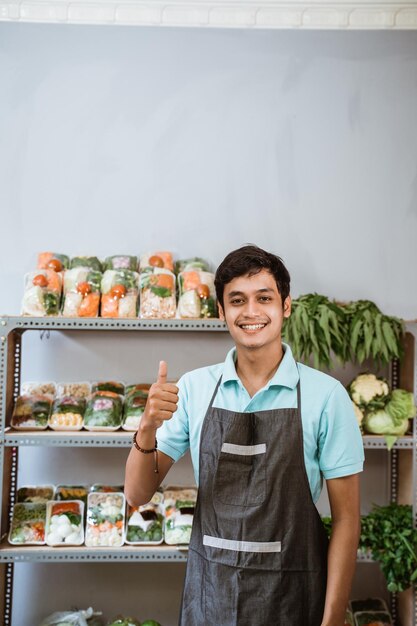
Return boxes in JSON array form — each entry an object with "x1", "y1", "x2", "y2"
[{"x1": 240, "y1": 324, "x2": 266, "y2": 330}]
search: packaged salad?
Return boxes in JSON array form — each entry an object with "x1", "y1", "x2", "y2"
[
  {"x1": 70, "y1": 256, "x2": 103, "y2": 272},
  {"x1": 11, "y1": 394, "x2": 51, "y2": 430},
  {"x1": 21, "y1": 381, "x2": 56, "y2": 399},
  {"x1": 40, "y1": 607, "x2": 104, "y2": 626},
  {"x1": 55, "y1": 485, "x2": 89, "y2": 505},
  {"x1": 92, "y1": 381, "x2": 125, "y2": 396},
  {"x1": 122, "y1": 389, "x2": 148, "y2": 431},
  {"x1": 22, "y1": 270, "x2": 62, "y2": 316},
  {"x1": 344, "y1": 611, "x2": 354, "y2": 626},
  {"x1": 140, "y1": 251, "x2": 174, "y2": 272},
  {"x1": 177, "y1": 270, "x2": 217, "y2": 319},
  {"x1": 17, "y1": 486, "x2": 55, "y2": 504},
  {"x1": 46, "y1": 500, "x2": 84, "y2": 546},
  {"x1": 126, "y1": 491, "x2": 164, "y2": 544},
  {"x1": 175, "y1": 257, "x2": 210, "y2": 273},
  {"x1": 84, "y1": 391, "x2": 123, "y2": 430},
  {"x1": 37, "y1": 252, "x2": 70, "y2": 272},
  {"x1": 104, "y1": 255, "x2": 138, "y2": 271},
  {"x1": 85, "y1": 492, "x2": 125, "y2": 547},
  {"x1": 56, "y1": 382, "x2": 91, "y2": 399},
  {"x1": 101, "y1": 270, "x2": 139, "y2": 318},
  {"x1": 49, "y1": 396, "x2": 86, "y2": 430},
  {"x1": 90, "y1": 485, "x2": 124, "y2": 493},
  {"x1": 139, "y1": 269, "x2": 176, "y2": 319},
  {"x1": 62, "y1": 268, "x2": 102, "y2": 318},
  {"x1": 125, "y1": 383, "x2": 150, "y2": 397},
  {"x1": 164, "y1": 486, "x2": 197, "y2": 545},
  {"x1": 354, "y1": 612, "x2": 392, "y2": 626},
  {"x1": 8, "y1": 502, "x2": 46, "y2": 544},
  {"x1": 107, "y1": 618, "x2": 141, "y2": 626}
]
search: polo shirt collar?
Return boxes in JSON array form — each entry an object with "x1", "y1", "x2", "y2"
[{"x1": 222, "y1": 342, "x2": 299, "y2": 390}]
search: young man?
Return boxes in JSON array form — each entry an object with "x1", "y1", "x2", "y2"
[{"x1": 125, "y1": 245, "x2": 364, "y2": 626}]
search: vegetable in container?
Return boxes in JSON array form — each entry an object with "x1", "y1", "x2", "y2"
[
  {"x1": 164, "y1": 487, "x2": 197, "y2": 545},
  {"x1": 62, "y1": 268, "x2": 102, "y2": 318},
  {"x1": 85, "y1": 492, "x2": 125, "y2": 547},
  {"x1": 49, "y1": 396, "x2": 86, "y2": 430},
  {"x1": 177, "y1": 270, "x2": 217, "y2": 319},
  {"x1": 84, "y1": 391, "x2": 123, "y2": 430},
  {"x1": 101, "y1": 270, "x2": 139, "y2": 318},
  {"x1": 37, "y1": 252, "x2": 70, "y2": 272},
  {"x1": 46, "y1": 500, "x2": 84, "y2": 546},
  {"x1": 22, "y1": 270, "x2": 62, "y2": 316},
  {"x1": 11, "y1": 394, "x2": 51, "y2": 430},
  {"x1": 104, "y1": 255, "x2": 138, "y2": 271},
  {"x1": 139, "y1": 269, "x2": 176, "y2": 319},
  {"x1": 9, "y1": 502, "x2": 46, "y2": 545}
]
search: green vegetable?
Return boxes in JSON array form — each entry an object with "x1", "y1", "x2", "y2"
[
  {"x1": 175, "y1": 257, "x2": 210, "y2": 273},
  {"x1": 127, "y1": 523, "x2": 163, "y2": 543},
  {"x1": 70, "y1": 256, "x2": 103, "y2": 272},
  {"x1": 150, "y1": 286, "x2": 171, "y2": 298},
  {"x1": 141, "y1": 621, "x2": 162, "y2": 626},
  {"x1": 86, "y1": 270, "x2": 102, "y2": 293},
  {"x1": 84, "y1": 392, "x2": 123, "y2": 428},
  {"x1": 386, "y1": 389, "x2": 416, "y2": 422},
  {"x1": 363, "y1": 409, "x2": 409, "y2": 448},
  {"x1": 200, "y1": 297, "x2": 217, "y2": 319},
  {"x1": 43, "y1": 291, "x2": 60, "y2": 315},
  {"x1": 348, "y1": 373, "x2": 390, "y2": 410},
  {"x1": 107, "y1": 617, "x2": 141, "y2": 626}
]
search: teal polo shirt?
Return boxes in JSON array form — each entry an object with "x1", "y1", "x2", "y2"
[{"x1": 157, "y1": 343, "x2": 364, "y2": 503}]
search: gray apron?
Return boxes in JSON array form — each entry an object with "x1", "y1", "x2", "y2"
[{"x1": 180, "y1": 372, "x2": 329, "y2": 626}]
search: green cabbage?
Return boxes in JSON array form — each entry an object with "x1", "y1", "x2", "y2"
[
  {"x1": 364, "y1": 409, "x2": 409, "y2": 449},
  {"x1": 386, "y1": 389, "x2": 416, "y2": 423}
]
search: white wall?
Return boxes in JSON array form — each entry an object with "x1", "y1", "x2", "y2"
[{"x1": 1, "y1": 23, "x2": 416, "y2": 625}]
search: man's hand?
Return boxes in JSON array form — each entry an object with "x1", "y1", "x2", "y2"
[{"x1": 141, "y1": 361, "x2": 179, "y2": 430}]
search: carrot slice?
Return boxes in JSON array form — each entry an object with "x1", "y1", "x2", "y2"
[
  {"x1": 101, "y1": 294, "x2": 119, "y2": 318},
  {"x1": 52, "y1": 502, "x2": 80, "y2": 515},
  {"x1": 155, "y1": 251, "x2": 174, "y2": 271},
  {"x1": 182, "y1": 271, "x2": 200, "y2": 291},
  {"x1": 37, "y1": 252, "x2": 54, "y2": 269},
  {"x1": 79, "y1": 292, "x2": 100, "y2": 317},
  {"x1": 45, "y1": 269, "x2": 62, "y2": 292},
  {"x1": 156, "y1": 274, "x2": 174, "y2": 290}
]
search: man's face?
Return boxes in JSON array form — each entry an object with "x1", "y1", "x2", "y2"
[{"x1": 218, "y1": 269, "x2": 291, "y2": 351}]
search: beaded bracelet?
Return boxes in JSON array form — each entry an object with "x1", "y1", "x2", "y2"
[{"x1": 132, "y1": 431, "x2": 159, "y2": 474}]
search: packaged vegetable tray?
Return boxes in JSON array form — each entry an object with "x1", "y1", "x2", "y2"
[
  {"x1": 344, "y1": 610, "x2": 354, "y2": 626},
  {"x1": 125, "y1": 383, "x2": 151, "y2": 397},
  {"x1": 164, "y1": 486, "x2": 197, "y2": 545},
  {"x1": 46, "y1": 500, "x2": 84, "y2": 546},
  {"x1": 84, "y1": 391, "x2": 123, "y2": 430},
  {"x1": 101, "y1": 270, "x2": 139, "y2": 318},
  {"x1": 56, "y1": 382, "x2": 91, "y2": 399},
  {"x1": 49, "y1": 396, "x2": 86, "y2": 430},
  {"x1": 21, "y1": 381, "x2": 56, "y2": 399},
  {"x1": 140, "y1": 251, "x2": 174, "y2": 272},
  {"x1": 354, "y1": 612, "x2": 392, "y2": 626},
  {"x1": 37, "y1": 252, "x2": 70, "y2": 272},
  {"x1": 104, "y1": 255, "x2": 138, "y2": 271},
  {"x1": 70, "y1": 256, "x2": 103, "y2": 272},
  {"x1": 8, "y1": 502, "x2": 46, "y2": 544},
  {"x1": 17, "y1": 485, "x2": 55, "y2": 504},
  {"x1": 55, "y1": 485, "x2": 88, "y2": 505},
  {"x1": 175, "y1": 257, "x2": 210, "y2": 273},
  {"x1": 11, "y1": 394, "x2": 51, "y2": 430},
  {"x1": 85, "y1": 492, "x2": 125, "y2": 547},
  {"x1": 22, "y1": 270, "x2": 62, "y2": 316},
  {"x1": 122, "y1": 388, "x2": 148, "y2": 431},
  {"x1": 90, "y1": 484, "x2": 124, "y2": 493},
  {"x1": 62, "y1": 268, "x2": 102, "y2": 318},
  {"x1": 139, "y1": 268, "x2": 176, "y2": 319},
  {"x1": 92, "y1": 381, "x2": 125, "y2": 396},
  {"x1": 126, "y1": 490, "x2": 164, "y2": 545},
  {"x1": 177, "y1": 270, "x2": 217, "y2": 319}
]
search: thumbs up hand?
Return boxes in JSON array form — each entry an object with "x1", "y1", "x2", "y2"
[{"x1": 141, "y1": 361, "x2": 179, "y2": 430}]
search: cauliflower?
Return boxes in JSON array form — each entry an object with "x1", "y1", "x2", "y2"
[
  {"x1": 348, "y1": 373, "x2": 390, "y2": 409},
  {"x1": 352, "y1": 402, "x2": 364, "y2": 428}
]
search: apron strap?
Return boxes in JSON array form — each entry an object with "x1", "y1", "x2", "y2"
[
  {"x1": 208, "y1": 375, "x2": 223, "y2": 411},
  {"x1": 296, "y1": 365, "x2": 301, "y2": 413}
]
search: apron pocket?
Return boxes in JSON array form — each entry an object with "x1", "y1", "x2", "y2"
[{"x1": 214, "y1": 444, "x2": 266, "y2": 507}]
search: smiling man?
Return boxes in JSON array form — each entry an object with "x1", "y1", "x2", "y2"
[{"x1": 125, "y1": 245, "x2": 364, "y2": 626}]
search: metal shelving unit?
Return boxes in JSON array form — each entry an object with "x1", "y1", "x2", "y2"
[{"x1": 0, "y1": 316, "x2": 416, "y2": 625}]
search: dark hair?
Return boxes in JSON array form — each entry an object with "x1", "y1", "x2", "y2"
[{"x1": 214, "y1": 245, "x2": 291, "y2": 309}]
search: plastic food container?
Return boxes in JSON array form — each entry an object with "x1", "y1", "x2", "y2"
[
  {"x1": 122, "y1": 389, "x2": 148, "y2": 431},
  {"x1": 353, "y1": 612, "x2": 392, "y2": 626},
  {"x1": 175, "y1": 257, "x2": 210, "y2": 273},
  {"x1": 125, "y1": 383, "x2": 150, "y2": 397},
  {"x1": 62, "y1": 268, "x2": 102, "y2": 318},
  {"x1": 164, "y1": 486, "x2": 197, "y2": 545},
  {"x1": 104, "y1": 255, "x2": 138, "y2": 272},
  {"x1": 56, "y1": 382, "x2": 91, "y2": 400},
  {"x1": 37, "y1": 252, "x2": 70, "y2": 272},
  {"x1": 21, "y1": 381, "x2": 56, "y2": 399},
  {"x1": 8, "y1": 502, "x2": 47, "y2": 545},
  {"x1": 90, "y1": 484, "x2": 124, "y2": 493},
  {"x1": 139, "y1": 269, "x2": 176, "y2": 319},
  {"x1": 49, "y1": 396, "x2": 86, "y2": 430},
  {"x1": 85, "y1": 492, "x2": 125, "y2": 547},
  {"x1": 70, "y1": 256, "x2": 103, "y2": 272},
  {"x1": 45, "y1": 500, "x2": 84, "y2": 546},
  {"x1": 91, "y1": 381, "x2": 125, "y2": 396},
  {"x1": 22, "y1": 270, "x2": 62, "y2": 317},
  {"x1": 101, "y1": 270, "x2": 139, "y2": 318},
  {"x1": 17, "y1": 485, "x2": 55, "y2": 504},
  {"x1": 126, "y1": 491, "x2": 164, "y2": 545},
  {"x1": 55, "y1": 485, "x2": 89, "y2": 505},
  {"x1": 177, "y1": 270, "x2": 217, "y2": 319},
  {"x1": 11, "y1": 394, "x2": 51, "y2": 430},
  {"x1": 344, "y1": 610, "x2": 354, "y2": 626},
  {"x1": 84, "y1": 391, "x2": 123, "y2": 430},
  {"x1": 139, "y1": 251, "x2": 174, "y2": 273}
]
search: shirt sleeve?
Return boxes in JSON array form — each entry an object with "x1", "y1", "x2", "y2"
[
  {"x1": 318, "y1": 381, "x2": 365, "y2": 480},
  {"x1": 157, "y1": 374, "x2": 190, "y2": 462}
]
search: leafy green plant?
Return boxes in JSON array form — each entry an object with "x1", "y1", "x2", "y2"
[{"x1": 322, "y1": 504, "x2": 417, "y2": 592}]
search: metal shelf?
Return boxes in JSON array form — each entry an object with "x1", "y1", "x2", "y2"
[
  {"x1": 362, "y1": 435, "x2": 414, "y2": 449},
  {"x1": 0, "y1": 316, "x2": 228, "y2": 334},
  {"x1": 0, "y1": 542, "x2": 188, "y2": 563}
]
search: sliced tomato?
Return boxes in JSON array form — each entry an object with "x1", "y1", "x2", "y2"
[
  {"x1": 47, "y1": 258, "x2": 63, "y2": 272},
  {"x1": 149, "y1": 255, "x2": 164, "y2": 268},
  {"x1": 77, "y1": 281, "x2": 91, "y2": 296},
  {"x1": 197, "y1": 284, "x2": 210, "y2": 299},
  {"x1": 110, "y1": 284, "x2": 127, "y2": 299},
  {"x1": 33, "y1": 274, "x2": 48, "y2": 288}
]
